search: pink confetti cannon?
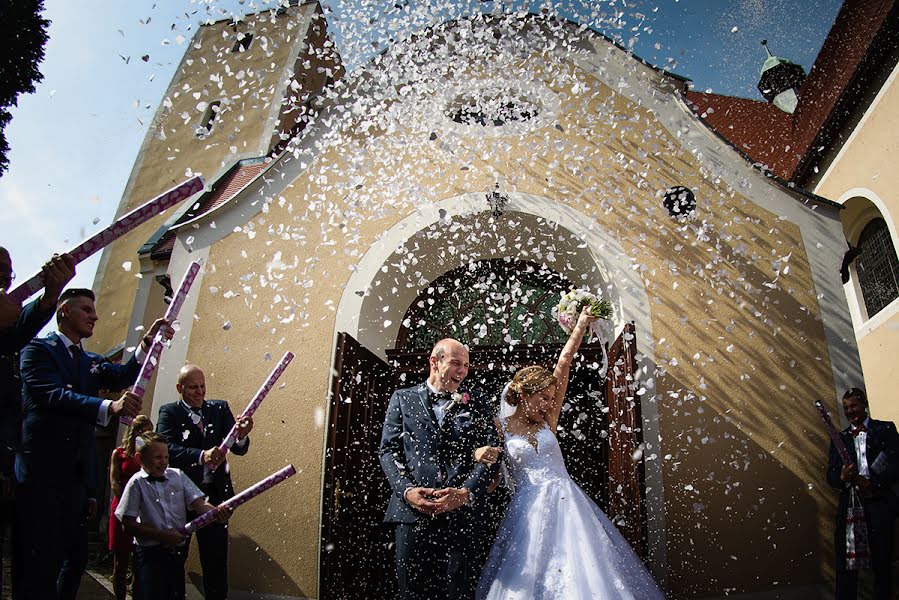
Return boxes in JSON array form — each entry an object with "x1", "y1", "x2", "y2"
[
  {"x1": 8, "y1": 177, "x2": 204, "y2": 304},
  {"x1": 210, "y1": 351, "x2": 295, "y2": 471},
  {"x1": 814, "y1": 400, "x2": 852, "y2": 466},
  {"x1": 180, "y1": 464, "x2": 297, "y2": 535},
  {"x1": 122, "y1": 261, "x2": 202, "y2": 425}
]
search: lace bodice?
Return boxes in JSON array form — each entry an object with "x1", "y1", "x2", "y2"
[{"x1": 501, "y1": 418, "x2": 571, "y2": 490}]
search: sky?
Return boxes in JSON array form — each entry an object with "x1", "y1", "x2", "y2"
[{"x1": 0, "y1": 0, "x2": 843, "y2": 303}]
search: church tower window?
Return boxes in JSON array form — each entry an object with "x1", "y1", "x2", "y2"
[
  {"x1": 231, "y1": 32, "x2": 254, "y2": 53},
  {"x1": 196, "y1": 101, "x2": 222, "y2": 137}
]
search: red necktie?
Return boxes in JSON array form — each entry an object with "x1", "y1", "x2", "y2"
[{"x1": 852, "y1": 423, "x2": 867, "y2": 437}]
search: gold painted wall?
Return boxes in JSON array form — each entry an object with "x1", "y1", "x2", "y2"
[
  {"x1": 180, "y1": 51, "x2": 842, "y2": 597},
  {"x1": 88, "y1": 3, "x2": 324, "y2": 355},
  {"x1": 812, "y1": 64, "x2": 899, "y2": 423}
]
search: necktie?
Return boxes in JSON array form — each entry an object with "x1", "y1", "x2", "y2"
[
  {"x1": 852, "y1": 423, "x2": 867, "y2": 437},
  {"x1": 431, "y1": 391, "x2": 450, "y2": 404},
  {"x1": 189, "y1": 406, "x2": 203, "y2": 427},
  {"x1": 147, "y1": 474, "x2": 167, "y2": 483},
  {"x1": 70, "y1": 345, "x2": 82, "y2": 370}
]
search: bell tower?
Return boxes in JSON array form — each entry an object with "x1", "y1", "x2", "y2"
[{"x1": 757, "y1": 39, "x2": 806, "y2": 114}]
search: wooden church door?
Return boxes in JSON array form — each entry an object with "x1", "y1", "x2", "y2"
[
  {"x1": 320, "y1": 332, "x2": 396, "y2": 600},
  {"x1": 605, "y1": 322, "x2": 649, "y2": 557},
  {"x1": 320, "y1": 266, "x2": 651, "y2": 597}
]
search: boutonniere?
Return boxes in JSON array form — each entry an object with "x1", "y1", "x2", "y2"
[
  {"x1": 90, "y1": 362, "x2": 100, "y2": 374},
  {"x1": 447, "y1": 391, "x2": 470, "y2": 412}
]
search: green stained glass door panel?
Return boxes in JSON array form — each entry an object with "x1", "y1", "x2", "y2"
[{"x1": 397, "y1": 259, "x2": 573, "y2": 350}]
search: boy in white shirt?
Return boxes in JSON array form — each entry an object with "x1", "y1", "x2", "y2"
[{"x1": 115, "y1": 432, "x2": 229, "y2": 600}]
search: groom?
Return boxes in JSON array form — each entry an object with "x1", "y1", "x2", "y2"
[{"x1": 380, "y1": 338, "x2": 499, "y2": 600}]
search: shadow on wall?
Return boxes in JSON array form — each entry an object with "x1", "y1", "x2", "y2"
[
  {"x1": 185, "y1": 533, "x2": 309, "y2": 598},
  {"x1": 658, "y1": 368, "x2": 829, "y2": 598},
  {"x1": 616, "y1": 203, "x2": 845, "y2": 596}
]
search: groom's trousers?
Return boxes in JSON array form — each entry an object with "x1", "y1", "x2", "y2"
[{"x1": 395, "y1": 509, "x2": 482, "y2": 600}]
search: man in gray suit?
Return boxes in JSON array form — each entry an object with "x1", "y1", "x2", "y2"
[{"x1": 380, "y1": 338, "x2": 499, "y2": 600}]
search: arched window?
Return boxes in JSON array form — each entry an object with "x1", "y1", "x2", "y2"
[
  {"x1": 396, "y1": 258, "x2": 574, "y2": 350},
  {"x1": 856, "y1": 218, "x2": 899, "y2": 318}
]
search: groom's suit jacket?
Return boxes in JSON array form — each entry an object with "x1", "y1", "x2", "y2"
[
  {"x1": 16, "y1": 331, "x2": 140, "y2": 494},
  {"x1": 827, "y1": 419, "x2": 899, "y2": 510},
  {"x1": 826, "y1": 418, "x2": 899, "y2": 570},
  {"x1": 380, "y1": 382, "x2": 499, "y2": 523},
  {"x1": 157, "y1": 399, "x2": 249, "y2": 503}
]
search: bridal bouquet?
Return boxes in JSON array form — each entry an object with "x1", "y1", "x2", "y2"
[
  {"x1": 552, "y1": 288, "x2": 613, "y2": 336},
  {"x1": 552, "y1": 288, "x2": 613, "y2": 378}
]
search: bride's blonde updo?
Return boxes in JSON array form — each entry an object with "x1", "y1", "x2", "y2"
[{"x1": 505, "y1": 366, "x2": 557, "y2": 406}]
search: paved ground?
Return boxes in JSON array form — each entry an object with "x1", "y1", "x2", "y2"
[{"x1": 2, "y1": 541, "x2": 116, "y2": 600}]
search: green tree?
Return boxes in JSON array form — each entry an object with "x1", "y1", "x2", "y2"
[{"x1": 0, "y1": 0, "x2": 50, "y2": 177}]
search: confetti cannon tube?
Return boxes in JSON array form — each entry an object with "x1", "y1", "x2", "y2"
[
  {"x1": 210, "y1": 351, "x2": 295, "y2": 470},
  {"x1": 814, "y1": 400, "x2": 852, "y2": 465},
  {"x1": 8, "y1": 177, "x2": 204, "y2": 304},
  {"x1": 121, "y1": 261, "x2": 202, "y2": 425},
  {"x1": 180, "y1": 464, "x2": 297, "y2": 535}
]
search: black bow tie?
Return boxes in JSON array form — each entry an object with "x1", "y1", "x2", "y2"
[
  {"x1": 147, "y1": 474, "x2": 167, "y2": 483},
  {"x1": 430, "y1": 391, "x2": 451, "y2": 403}
]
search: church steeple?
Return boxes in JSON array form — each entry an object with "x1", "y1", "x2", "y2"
[{"x1": 757, "y1": 40, "x2": 806, "y2": 114}]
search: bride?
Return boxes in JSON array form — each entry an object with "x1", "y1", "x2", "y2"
[{"x1": 475, "y1": 307, "x2": 666, "y2": 599}]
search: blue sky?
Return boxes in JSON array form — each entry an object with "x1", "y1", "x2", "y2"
[{"x1": 0, "y1": 0, "x2": 842, "y2": 300}]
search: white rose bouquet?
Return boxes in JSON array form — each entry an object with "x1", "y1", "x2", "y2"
[
  {"x1": 551, "y1": 288, "x2": 613, "y2": 336},
  {"x1": 551, "y1": 288, "x2": 613, "y2": 378}
]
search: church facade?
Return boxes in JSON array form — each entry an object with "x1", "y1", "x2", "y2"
[{"x1": 88, "y1": 3, "x2": 879, "y2": 599}]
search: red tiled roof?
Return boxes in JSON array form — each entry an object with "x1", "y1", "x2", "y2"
[
  {"x1": 150, "y1": 161, "x2": 267, "y2": 260},
  {"x1": 686, "y1": 0, "x2": 898, "y2": 182},
  {"x1": 789, "y1": 0, "x2": 897, "y2": 180},
  {"x1": 685, "y1": 92, "x2": 797, "y2": 174}
]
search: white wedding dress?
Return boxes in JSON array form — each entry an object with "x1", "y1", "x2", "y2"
[{"x1": 476, "y1": 418, "x2": 666, "y2": 600}]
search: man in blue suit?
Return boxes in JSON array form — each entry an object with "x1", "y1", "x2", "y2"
[
  {"x1": 15, "y1": 287, "x2": 171, "y2": 600},
  {"x1": 1, "y1": 248, "x2": 75, "y2": 598},
  {"x1": 380, "y1": 338, "x2": 499, "y2": 600},
  {"x1": 827, "y1": 387, "x2": 899, "y2": 600},
  {"x1": 156, "y1": 364, "x2": 253, "y2": 600}
]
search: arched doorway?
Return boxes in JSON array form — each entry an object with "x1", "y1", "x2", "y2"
[
  {"x1": 388, "y1": 258, "x2": 609, "y2": 510},
  {"x1": 320, "y1": 258, "x2": 648, "y2": 599}
]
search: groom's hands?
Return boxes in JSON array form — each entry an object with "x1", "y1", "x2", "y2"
[
  {"x1": 404, "y1": 487, "x2": 471, "y2": 514},
  {"x1": 429, "y1": 487, "x2": 471, "y2": 514},
  {"x1": 404, "y1": 487, "x2": 442, "y2": 515}
]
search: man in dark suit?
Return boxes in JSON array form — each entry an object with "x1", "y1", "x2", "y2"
[
  {"x1": 156, "y1": 364, "x2": 253, "y2": 600},
  {"x1": 1, "y1": 248, "x2": 75, "y2": 598},
  {"x1": 16, "y1": 287, "x2": 170, "y2": 600},
  {"x1": 827, "y1": 387, "x2": 899, "y2": 600},
  {"x1": 380, "y1": 338, "x2": 499, "y2": 600}
]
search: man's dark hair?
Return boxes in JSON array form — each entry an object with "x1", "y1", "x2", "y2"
[
  {"x1": 56, "y1": 288, "x2": 95, "y2": 307},
  {"x1": 843, "y1": 387, "x2": 868, "y2": 406}
]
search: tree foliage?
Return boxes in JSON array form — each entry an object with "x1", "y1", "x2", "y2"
[{"x1": 0, "y1": 0, "x2": 50, "y2": 177}]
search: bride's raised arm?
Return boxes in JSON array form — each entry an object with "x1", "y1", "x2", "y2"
[{"x1": 547, "y1": 306, "x2": 596, "y2": 431}]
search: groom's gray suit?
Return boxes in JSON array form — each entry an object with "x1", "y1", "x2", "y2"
[{"x1": 380, "y1": 381, "x2": 499, "y2": 599}]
